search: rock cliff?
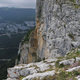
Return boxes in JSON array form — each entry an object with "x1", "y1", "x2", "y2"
[
  {"x1": 7, "y1": 0, "x2": 80, "y2": 79},
  {"x1": 17, "y1": 0, "x2": 80, "y2": 64}
]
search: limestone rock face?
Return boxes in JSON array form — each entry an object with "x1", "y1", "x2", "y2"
[{"x1": 36, "y1": 0, "x2": 80, "y2": 59}]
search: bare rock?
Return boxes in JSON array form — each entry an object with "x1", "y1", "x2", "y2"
[{"x1": 59, "y1": 59, "x2": 75, "y2": 65}]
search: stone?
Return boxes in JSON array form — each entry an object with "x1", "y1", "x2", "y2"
[
  {"x1": 7, "y1": 78, "x2": 18, "y2": 80},
  {"x1": 76, "y1": 57, "x2": 80, "y2": 62},
  {"x1": 66, "y1": 66, "x2": 80, "y2": 72},
  {"x1": 22, "y1": 70, "x2": 55, "y2": 80},
  {"x1": 7, "y1": 59, "x2": 56, "y2": 80},
  {"x1": 76, "y1": 76, "x2": 80, "y2": 80},
  {"x1": 59, "y1": 59, "x2": 75, "y2": 65},
  {"x1": 45, "y1": 58, "x2": 57, "y2": 63}
]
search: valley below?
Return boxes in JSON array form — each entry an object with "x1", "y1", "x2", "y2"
[
  {"x1": 0, "y1": 23, "x2": 35, "y2": 80},
  {"x1": 0, "y1": 7, "x2": 35, "y2": 80}
]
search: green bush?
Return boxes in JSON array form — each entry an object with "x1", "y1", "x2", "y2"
[
  {"x1": 69, "y1": 0, "x2": 75, "y2": 3},
  {"x1": 73, "y1": 71, "x2": 80, "y2": 76},
  {"x1": 55, "y1": 60, "x2": 65, "y2": 68},
  {"x1": 68, "y1": 33, "x2": 74, "y2": 40}
]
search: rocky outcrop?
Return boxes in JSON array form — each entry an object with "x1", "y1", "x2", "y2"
[
  {"x1": 7, "y1": 49, "x2": 80, "y2": 80},
  {"x1": 7, "y1": 59, "x2": 56, "y2": 80}
]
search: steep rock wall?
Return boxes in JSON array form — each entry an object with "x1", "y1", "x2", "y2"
[{"x1": 36, "y1": 0, "x2": 80, "y2": 59}]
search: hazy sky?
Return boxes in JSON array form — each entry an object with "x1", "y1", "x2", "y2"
[{"x1": 0, "y1": 0, "x2": 36, "y2": 8}]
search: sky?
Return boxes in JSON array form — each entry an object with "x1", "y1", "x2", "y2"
[{"x1": 0, "y1": 0, "x2": 36, "y2": 8}]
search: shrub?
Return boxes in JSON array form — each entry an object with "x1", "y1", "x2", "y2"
[
  {"x1": 69, "y1": 0, "x2": 75, "y2": 3},
  {"x1": 55, "y1": 71, "x2": 77, "y2": 80},
  {"x1": 68, "y1": 33, "x2": 75, "y2": 40},
  {"x1": 55, "y1": 60, "x2": 65, "y2": 68}
]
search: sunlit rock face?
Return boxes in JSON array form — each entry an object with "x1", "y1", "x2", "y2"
[{"x1": 36, "y1": 0, "x2": 80, "y2": 59}]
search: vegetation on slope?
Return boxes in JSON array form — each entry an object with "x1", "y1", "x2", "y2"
[
  {"x1": 22, "y1": 28, "x2": 35, "y2": 44},
  {"x1": 0, "y1": 57, "x2": 16, "y2": 80},
  {"x1": 54, "y1": 48, "x2": 80, "y2": 80}
]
